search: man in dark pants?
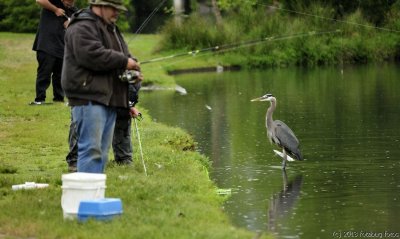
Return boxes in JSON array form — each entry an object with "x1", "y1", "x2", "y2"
[
  {"x1": 66, "y1": 82, "x2": 141, "y2": 172},
  {"x1": 30, "y1": 0, "x2": 77, "y2": 105}
]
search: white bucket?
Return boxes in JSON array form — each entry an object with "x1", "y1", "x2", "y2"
[{"x1": 61, "y1": 172, "x2": 106, "y2": 219}]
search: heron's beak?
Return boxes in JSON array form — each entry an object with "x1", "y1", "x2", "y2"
[{"x1": 251, "y1": 97, "x2": 262, "y2": 102}]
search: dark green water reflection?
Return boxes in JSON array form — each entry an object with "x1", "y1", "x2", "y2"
[{"x1": 141, "y1": 64, "x2": 400, "y2": 238}]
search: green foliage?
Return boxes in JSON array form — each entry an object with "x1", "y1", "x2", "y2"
[
  {"x1": 159, "y1": 13, "x2": 226, "y2": 50},
  {"x1": 0, "y1": 0, "x2": 133, "y2": 33},
  {"x1": 73, "y1": 0, "x2": 89, "y2": 9},
  {"x1": 359, "y1": 0, "x2": 395, "y2": 26},
  {"x1": 0, "y1": 0, "x2": 40, "y2": 33},
  {"x1": 281, "y1": 0, "x2": 398, "y2": 26},
  {"x1": 158, "y1": 0, "x2": 400, "y2": 68},
  {"x1": 217, "y1": 0, "x2": 260, "y2": 11}
]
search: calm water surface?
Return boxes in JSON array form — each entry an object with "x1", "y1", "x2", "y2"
[{"x1": 141, "y1": 64, "x2": 400, "y2": 238}]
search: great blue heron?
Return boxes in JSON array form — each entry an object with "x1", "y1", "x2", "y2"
[{"x1": 251, "y1": 93, "x2": 303, "y2": 169}]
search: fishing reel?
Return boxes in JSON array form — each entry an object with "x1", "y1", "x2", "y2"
[{"x1": 119, "y1": 70, "x2": 140, "y2": 84}]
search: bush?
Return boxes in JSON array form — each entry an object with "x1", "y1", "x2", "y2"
[
  {"x1": 0, "y1": 0, "x2": 132, "y2": 33},
  {"x1": 0, "y1": 0, "x2": 40, "y2": 33},
  {"x1": 159, "y1": 13, "x2": 227, "y2": 50},
  {"x1": 158, "y1": 1, "x2": 400, "y2": 68}
]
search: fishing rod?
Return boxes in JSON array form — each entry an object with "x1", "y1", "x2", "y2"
[
  {"x1": 133, "y1": 115, "x2": 147, "y2": 176},
  {"x1": 139, "y1": 29, "x2": 342, "y2": 65}
]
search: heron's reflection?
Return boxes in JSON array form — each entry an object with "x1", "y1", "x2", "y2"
[{"x1": 268, "y1": 170, "x2": 303, "y2": 232}]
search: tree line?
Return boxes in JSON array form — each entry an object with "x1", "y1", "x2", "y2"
[{"x1": 0, "y1": 0, "x2": 170, "y2": 33}]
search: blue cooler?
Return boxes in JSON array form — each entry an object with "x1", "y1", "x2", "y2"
[{"x1": 78, "y1": 198, "x2": 122, "y2": 222}]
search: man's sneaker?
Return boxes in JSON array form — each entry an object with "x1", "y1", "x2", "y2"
[{"x1": 29, "y1": 101, "x2": 44, "y2": 105}]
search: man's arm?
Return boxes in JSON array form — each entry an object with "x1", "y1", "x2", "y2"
[
  {"x1": 67, "y1": 22, "x2": 129, "y2": 72},
  {"x1": 36, "y1": 0, "x2": 65, "y2": 16}
]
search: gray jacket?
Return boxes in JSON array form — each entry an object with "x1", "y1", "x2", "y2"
[{"x1": 61, "y1": 8, "x2": 130, "y2": 108}]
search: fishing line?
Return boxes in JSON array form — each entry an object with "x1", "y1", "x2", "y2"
[
  {"x1": 340, "y1": 27, "x2": 344, "y2": 78},
  {"x1": 134, "y1": 117, "x2": 148, "y2": 176},
  {"x1": 140, "y1": 30, "x2": 341, "y2": 65},
  {"x1": 122, "y1": 1, "x2": 168, "y2": 176},
  {"x1": 134, "y1": 0, "x2": 168, "y2": 35},
  {"x1": 125, "y1": 0, "x2": 168, "y2": 43}
]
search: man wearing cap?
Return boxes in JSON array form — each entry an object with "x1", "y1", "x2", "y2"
[{"x1": 61, "y1": 0, "x2": 143, "y2": 173}]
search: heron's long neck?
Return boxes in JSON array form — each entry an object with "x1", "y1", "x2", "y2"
[{"x1": 266, "y1": 99, "x2": 276, "y2": 129}]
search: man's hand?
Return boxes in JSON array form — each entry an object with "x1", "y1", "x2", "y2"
[
  {"x1": 36, "y1": 0, "x2": 65, "y2": 16},
  {"x1": 126, "y1": 58, "x2": 140, "y2": 71},
  {"x1": 130, "y1": 107, "x2": 141, "y2": 118},
  {"x1": 54, "y1": 8, "x2": 65, "y2": 16}
]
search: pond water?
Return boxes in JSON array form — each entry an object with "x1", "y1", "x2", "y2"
[{"x1": 140, "y1": 63, "x2": 400, "y2": 238}]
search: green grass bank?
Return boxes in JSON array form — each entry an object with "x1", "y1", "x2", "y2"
[{"x1": 0, "y1": 32, "x2": 271, "y2": 239}]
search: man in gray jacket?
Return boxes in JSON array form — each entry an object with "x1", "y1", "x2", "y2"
[{"x1": 61, "y1": 0, "x2": 142, "y2": 173}]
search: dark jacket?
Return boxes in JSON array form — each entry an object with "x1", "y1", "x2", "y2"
[{"x1": 61, "y1": 8, "x2": 131, "y2": 108}]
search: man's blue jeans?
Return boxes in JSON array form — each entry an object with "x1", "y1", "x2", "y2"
[{"x1": 72, "y1": 102, "x2": 116, "y2": 173}]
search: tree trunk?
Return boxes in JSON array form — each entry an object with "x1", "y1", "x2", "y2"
[
  {"x1": 211, "y1": 0, "x2": 223, "y2": 26},
  {"x1": 174, "y1": 0, "x2": 184, "y2": 25}
]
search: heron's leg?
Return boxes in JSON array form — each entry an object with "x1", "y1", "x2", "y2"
[
  {"x1": 282, "y1": 168, "x2": 288, "y2": 191},
  {"x1": 282, "y1": 149, "x2": 287, "y2": 170}
]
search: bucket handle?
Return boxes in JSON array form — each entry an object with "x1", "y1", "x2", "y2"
[{"x1": 95, "y1": 186, "x2": 102, "y2": 198}]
